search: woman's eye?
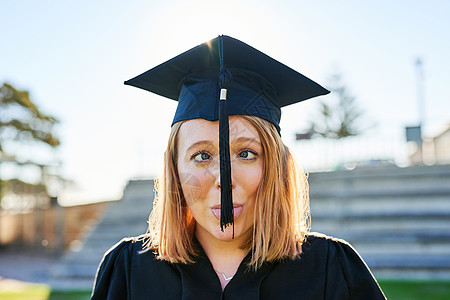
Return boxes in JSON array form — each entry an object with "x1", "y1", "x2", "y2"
[
  {"x1": 192, "y1": 152, "x2": 212, "y2": 162},
  {"x1": 238, "y1": 150, "x2": 257, "y2": 160}
]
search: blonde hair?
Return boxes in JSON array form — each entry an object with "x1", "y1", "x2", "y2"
[{"x1": 143, "y1": 115, "x2": 310, "y2": 269}]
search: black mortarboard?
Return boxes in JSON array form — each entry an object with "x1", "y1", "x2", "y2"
[{"x1": 125, "y1": 35, "x2": 329, "y2": 233}]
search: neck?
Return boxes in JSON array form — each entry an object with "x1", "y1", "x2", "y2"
[
  {"x1": 195, "y1": 225, "x2": 249, "y2": 290},
  {"x1": 196, "y1": 226, "x2": 248, "y2": 262}
]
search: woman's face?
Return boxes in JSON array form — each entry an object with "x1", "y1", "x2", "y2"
[{"x1": 177, "y1": 116, "x2": 263, "y2": 243}]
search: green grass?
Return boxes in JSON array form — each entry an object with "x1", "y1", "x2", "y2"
[
  {"x1": 0, "y1": 284, "x2": 91, "y2": 300},
  {"x1": 48, "y1": 290, "x2": 92, "y2": 300},
  {"x1": 0, "y1": 284, "x2": 50, "y2": 300},
  {"x1": 1, "y1": 279, "x2": 449, "y2": 299},
  {"x1": 379, "y1": 279, "x2": 450, "y2": 300}
]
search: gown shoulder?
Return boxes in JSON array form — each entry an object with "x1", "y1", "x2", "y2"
[
  {"x1": 304, "y1": 232, "x2": 386, "y2": 299},
  {"x1": 91, "y1": 236, "x2": 182, "y2": 299},
  {"x1": 91, "y1": 237, "x2": 147, "y2": 299}
]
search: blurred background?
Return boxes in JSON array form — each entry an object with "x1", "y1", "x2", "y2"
[{"x1": 0, "y1": 1, "x2": 449, "y2": 299}]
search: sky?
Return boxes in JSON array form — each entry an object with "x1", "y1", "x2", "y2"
[{"x1": 1, "y1": 0, "x2": 449, "y2": 205}]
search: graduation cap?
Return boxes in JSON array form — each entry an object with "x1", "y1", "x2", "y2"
[{"x1": 125, "y1": 35, "x2": 329, "y2": 233}]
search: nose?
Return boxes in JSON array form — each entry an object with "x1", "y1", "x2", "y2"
[{"x1": 215, "y1": 165, "x2": 235, "y2": 190}]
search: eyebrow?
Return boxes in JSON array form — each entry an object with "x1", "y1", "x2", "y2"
[
  {"x1": 185, "y1": 140, "x2": 214, "y2": 153},
  {"x1": 231, "y1": 136, "x2": 261, "y2": 146}
]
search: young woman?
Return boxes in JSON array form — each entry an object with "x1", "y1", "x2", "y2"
[{"x1": 91, "y1": 35, "x2": 386, "y2": 299}]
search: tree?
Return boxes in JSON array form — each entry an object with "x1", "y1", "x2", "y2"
[
  {"x1": 0, "y1": 83, "x2": 60, "y2": 150},
  {"x1": 307, "y1": 73, "x2": 365, "y2": 139},
  {"x1": 0, "y1": 83, "x2": 60, "y2": 208}
]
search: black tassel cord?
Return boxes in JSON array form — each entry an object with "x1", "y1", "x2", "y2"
[{"x1": 218, "y1": 36, "x2": 234, "y2": 234}]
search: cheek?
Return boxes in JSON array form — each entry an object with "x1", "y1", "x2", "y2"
[
  {"x1": 234, "y1": 163, "x2": 263, "y2": 195},
  {"x1": 248, "y1": 168, "x2": 263, "y2": 194},
  {"x1": 178, "y1": 171, "x2": 203, "y2": 206},
  {"x1": 178, "y1": 165, "x2": 216, "y2": 206}
]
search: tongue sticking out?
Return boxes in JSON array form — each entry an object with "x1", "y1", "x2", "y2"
[{"x1": 212, "y1": 206, "x2": 243, "y2": 221}]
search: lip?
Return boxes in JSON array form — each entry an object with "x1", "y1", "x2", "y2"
[{"x1": 211, "y1": 204, "x2": 244, "y2": 221}]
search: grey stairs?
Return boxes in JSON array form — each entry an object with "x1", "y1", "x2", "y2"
[
  {"x1": 51, "y1": 164, "x2": 450, "y2": 289},
  {"x1": 50, "y1": 180, "x2": 154, "y2": 289},
  {"x1": 309, "y1": 164, "x2": 450, "y2": 279}
]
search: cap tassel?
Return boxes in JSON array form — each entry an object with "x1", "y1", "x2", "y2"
[
  {"x1": 219, "y1": 92, "x2": 233, "y2": 231},
  {"x1": 218, "y1": 36, "x2": 234, "y2": 234}
]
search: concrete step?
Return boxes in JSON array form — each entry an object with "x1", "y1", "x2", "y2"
[
  {"x1": 51, "y1": 263, "x2": 99, "y2": 279},
  {"x1": 60, "y1": 253, "x2": 108, "y2": 265},
  {"x1": 312, "y1": 210, "x2": 450, "y2": 219},
  {"x1": 368, "y1": 255, "x2": 450, "y2": 279},
  {"x1": 312, "y1": 218, "x2": 450, "y2": 231},
  {"x1": 85, "y1": 228, "x2": 146, "y2": 240},
  {"x1": 311, "y1": 188, "x2": 450, "y2": 199},
  {"x1": 365, "y1": 254, "x2": 450, "y2": 268},
  {"x1": 353, "y1": 241, "x2": 450, "y2": 256},
  {"x1": 62, "y1": 241, "x2": 119, "y2": 259},
  {"x1": 50, "y1": 180, "x2": 156, "y2": 289},
  {"x1": 372, "y1": 268, "x2": 450, "y2": 280},
  {"x1": 310, "y1": 194, "x2": 450, "y2": 218},
  {"x1": 98, "y1": 206, "x2": 151, "y2": 220},
  {"x1": 91, "y1": 219, "x2": 148, "y2": 229},
  {"x1": 309, "y1": 165, "x2": 450, "y2": 193},
  {"x1": 314, "y1": 228, "x2": 450, "y2": 242}
]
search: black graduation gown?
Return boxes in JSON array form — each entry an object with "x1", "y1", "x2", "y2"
[{"x1": 91, "y1": 233, "x2": 386, "y2": 299}]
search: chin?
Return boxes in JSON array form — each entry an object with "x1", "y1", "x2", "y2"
[
  {"x1": 211, "y1": 224, "x2": 249, "y2": 242},
  {"x1": 214, "y1": 231, "x2": 236, "y2": 242}
]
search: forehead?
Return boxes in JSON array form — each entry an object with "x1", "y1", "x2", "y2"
[{"x1": 178, "y1": 116, "x2": 260, "y2": 144}]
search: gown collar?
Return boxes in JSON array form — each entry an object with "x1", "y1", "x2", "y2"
[{"x1": 174, "y1": 238, "x2": 276, "y2": 300}]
